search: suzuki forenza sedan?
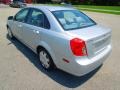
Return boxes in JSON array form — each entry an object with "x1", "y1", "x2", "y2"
[{"x1": 7, "y1": 6, "x2": 112, "y2": 76}]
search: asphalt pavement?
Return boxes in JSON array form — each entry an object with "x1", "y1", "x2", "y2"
[{"x1": 0, "y1": 7, "x2": 120, "y2": 90}]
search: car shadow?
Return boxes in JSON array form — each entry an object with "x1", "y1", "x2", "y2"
[{"x1": 6, "y1": 34, "x2": 102, "y2": 88}]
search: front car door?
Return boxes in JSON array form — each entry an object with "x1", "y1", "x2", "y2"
[{"x1": 13, "y1": 8, "x2": 29, "y2": 40}]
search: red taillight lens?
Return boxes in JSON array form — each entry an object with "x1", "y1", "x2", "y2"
[{"x1": 70, "y1": 38, "x2": 87, "y2": 56}]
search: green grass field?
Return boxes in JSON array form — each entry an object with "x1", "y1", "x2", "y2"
[
  {"x1": 34, "y1": 4, "x2": 120, "y2": 15},
  {"x1": 75, "y1": 5, "x2": 120, "y2": 15}
]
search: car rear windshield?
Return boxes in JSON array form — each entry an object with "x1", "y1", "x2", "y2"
[{"x1": 52, "y1": 10, "x2": 96, "y2": 30}]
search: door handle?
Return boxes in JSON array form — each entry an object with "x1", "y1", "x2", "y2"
[
  {"x1": 18, "y1": 24, "x2": 22, "y2": 28},
  {"x1": 33, "y1": 30, "x2": 39, "y2": 34}
]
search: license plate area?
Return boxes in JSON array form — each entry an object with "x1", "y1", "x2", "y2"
[{"x1": 93, "y1": 34, "x2": 111, "y2": 55}]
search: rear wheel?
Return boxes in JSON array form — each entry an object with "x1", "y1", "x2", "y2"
[{"x1": 38, "y1": 48, "x2": 54, "y2": 70}]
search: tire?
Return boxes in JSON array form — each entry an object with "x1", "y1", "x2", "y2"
[
  {"x1": 38, "y1": 48, "x2": 54, "y2": 70},
  {"x1": 7, "y1": 28, "x2": 14, "y2": 39}
]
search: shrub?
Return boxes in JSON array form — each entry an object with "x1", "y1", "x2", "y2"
[{"x1": 63, "y1": 0, "x2": 120, "y2": 6}]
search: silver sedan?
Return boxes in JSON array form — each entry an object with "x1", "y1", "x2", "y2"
[{"x1": 7, "y1": 6, "x2": 112, "y2": 76}]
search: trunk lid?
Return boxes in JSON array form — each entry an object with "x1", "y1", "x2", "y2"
[{"x1": 66, "y1": 25, "x2": 111, "y2": 58}]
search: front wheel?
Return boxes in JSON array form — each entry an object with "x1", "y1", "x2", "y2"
[
  {"x1": 38, "y1": 49, "x2": 54, "y2": 70},
  {"x1": 7, "y1": 28, "x2": 14, "y2": 39}
]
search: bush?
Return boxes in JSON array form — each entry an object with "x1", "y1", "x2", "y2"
[
  {"x1": 93, "y1": 0, "x2": 120, "y2": 6},
  {"x1": 63, "y1": 0, "x2": 120, "y2": 6},
  {"x1": 36, "y1": 0, "x2": 51, "y2": 3}
]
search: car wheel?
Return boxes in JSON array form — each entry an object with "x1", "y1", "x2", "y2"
[
  {"x1": 38, "y1": 49, "x2": 54, "y2": 70},
  {"x1": 7, "y1": 28, "x2": 14, "y2": 39}
]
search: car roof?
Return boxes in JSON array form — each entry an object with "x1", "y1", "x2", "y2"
[{"x1": 28, "y1": 5, "x2": 76, "y2": 11}]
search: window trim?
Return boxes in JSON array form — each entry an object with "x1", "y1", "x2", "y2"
[
  {"x1": 26, "y1": 8, "x2": 51, "y2": 29},
  {"x1": 14, "y1": 8, "x2": 30, "y2": 23}
]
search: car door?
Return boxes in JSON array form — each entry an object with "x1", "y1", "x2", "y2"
[
  {"x1": 13, "y1": 8, "x2": 29, "y2": 40},
  {"x1": 21, "y1": 8, "x2": 50, "y2": 50}
]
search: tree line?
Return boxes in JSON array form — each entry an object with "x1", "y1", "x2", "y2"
[
  {"x1": 33, "y1": 0, "x2": 120, "y2": 6},
  {"x1": 68, "y1": 0, "x2": 120, "y2": 6}
]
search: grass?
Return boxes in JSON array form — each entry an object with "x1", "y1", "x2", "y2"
[
  {"x1": 75, "y1": 5, "x2": 120, "y2": 15},
  {"x1": 33, "y1": 4, "x2": 120, "y2": 15},
  {"x1": 75, "y1": 5, "x2": 120, "y2": 11}
]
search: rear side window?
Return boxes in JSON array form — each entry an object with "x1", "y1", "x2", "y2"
[
  {"x1": 14, "y1": 9, "x2": 29, "y2": 22},
  {"x1": 27, "y1": 9, "x2": 50, "y2": 29}
]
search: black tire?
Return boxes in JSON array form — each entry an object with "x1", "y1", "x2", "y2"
[{"x1": 38, "y1": 48, "x2": 55, "y2": 70}]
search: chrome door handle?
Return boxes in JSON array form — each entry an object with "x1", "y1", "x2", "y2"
[
  {"x1": 33, "y1": 30, "x2": 39, "y2": 34},
  {"x1": 18, "y1": 24, "x2": 22, "y2": 28}
]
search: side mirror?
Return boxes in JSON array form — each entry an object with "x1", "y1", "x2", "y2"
[{"x1": 8, "y1": 16, "x2": 13, "y2": 20}]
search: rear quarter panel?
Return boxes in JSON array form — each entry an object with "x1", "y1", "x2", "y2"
[{"x1": 37, "y1": 29, "x2": 76, "y2": 70}]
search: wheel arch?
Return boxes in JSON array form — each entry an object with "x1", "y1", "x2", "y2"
[
  {"x1": 6, "y1": 24, "x2": 9, "y2": 29},
  {"x1": 6, "y1": 24, "x2": 12, "y2": 31},
  {"x1": 36, "y1": 41, "x2": 57, "y2": 67}
]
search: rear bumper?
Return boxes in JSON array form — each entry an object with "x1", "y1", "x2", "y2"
[{"x1": 70, "y1": 45, "x2": 112, "y2": 76}]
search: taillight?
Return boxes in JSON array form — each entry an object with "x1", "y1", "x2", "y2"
[{"x1": 70, "y1": 38, "x2": 87, "y2": 56}]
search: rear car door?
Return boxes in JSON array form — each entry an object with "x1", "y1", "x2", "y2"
[
  {"x1": 13, "y1": 8, "x2": 29, "y2": 40},
  {"x1": 21, "y1": 8, "x2": 50, "y2": 50}
]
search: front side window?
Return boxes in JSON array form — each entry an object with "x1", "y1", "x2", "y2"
[
  {"x1": 14, "y1": 9, "x2": 29, "y2": 22},
  {"x1": 27, "y1": 9, "x2": 50, "y2": 29},
  {"x1": 52, "y1": 10, "x2": 96, "y2": 30}
]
